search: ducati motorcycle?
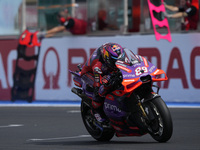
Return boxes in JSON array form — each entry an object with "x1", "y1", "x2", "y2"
[{"x1": 70, "y1": 49, "x2": 173, "y2": 142}]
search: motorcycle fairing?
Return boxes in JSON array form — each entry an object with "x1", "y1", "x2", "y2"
[
  {"x1": 116, "y1": 58, "x2": 167, "y2": 93},
  {"x1": 103, "y1": 55, "x2": 168, "y2": 136},
  {"x1": 104, "y1": 96, "x2": 145, "y2": 136},
  {"x1": 151, "y1": 69, "x2": 168, "y2": 81}
]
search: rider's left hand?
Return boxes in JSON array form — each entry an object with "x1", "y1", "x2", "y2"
[{"x1": 102, "y1": 75, "x2": 111, "y2": 86}]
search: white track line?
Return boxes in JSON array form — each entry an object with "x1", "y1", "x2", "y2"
[
  {"x1": 0, "y1": 124, "x2": 24, "y2": 128},
  {"x1": 27, "y1": 135, "x2": 91, "y2": 142},
  {"x1": 67, "y1": 110, "x2": 81, "y2": 113}
]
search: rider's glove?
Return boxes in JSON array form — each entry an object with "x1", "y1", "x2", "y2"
[
  {"x1": 110, "y1": 72, "x2": 122, "y2": 90},
  {"x1": 102, "y1": 75, "x2": 111, "y2": 87}
]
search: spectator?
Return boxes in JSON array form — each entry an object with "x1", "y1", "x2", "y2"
[
  {"x1": 40, "y1": 9, "x2": 87, "y2": 38},
  {"x1": 98, "y1": 9, "x2": 108, "y2": 30},
  {"x1": 97, "y1": 9, "x2": 118, "y2": 31},
  {"x1": 164, "y1": 0, "x2": 199, "y2": 30}
]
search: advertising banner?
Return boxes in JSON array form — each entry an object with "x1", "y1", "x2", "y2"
[
  {"x1": 0, "y1": 33, "x2": 199, "y2": 102},
  {"x1": 35, "y1": 33, "x2": 200, "y2": 102}
]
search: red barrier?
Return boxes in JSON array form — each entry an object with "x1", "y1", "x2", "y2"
[{"x1": 19, "y1": 30, "x2": 41, "y2": 47}]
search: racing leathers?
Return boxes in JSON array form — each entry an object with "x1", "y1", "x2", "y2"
[{"x1": 80, "y1": 46, "x2": 114, "y2": 122}]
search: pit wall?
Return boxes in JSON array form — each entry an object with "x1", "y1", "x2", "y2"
[{"x1": 0, "y1": 33, "x2": 200, "y2": 102}]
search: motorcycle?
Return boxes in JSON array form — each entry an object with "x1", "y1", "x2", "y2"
[{"x1": 70, "y1": 48, "x2": 173, "y2": 142}]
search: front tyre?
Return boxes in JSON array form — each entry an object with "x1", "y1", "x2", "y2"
[
  {"x1": 144, "y1": 97, "x2": 173, "y2": 142},
  {"x1": 81, "y1": 100, "x2": 114, "y2": 141}
]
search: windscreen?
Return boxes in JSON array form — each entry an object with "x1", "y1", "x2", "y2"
[{"x1": 117, "y1": 48, "x2": 140, "y2": 66}]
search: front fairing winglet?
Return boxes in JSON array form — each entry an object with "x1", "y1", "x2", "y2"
[{"x1": 151, "y1": 69, "x2": 168, "y2": 81}]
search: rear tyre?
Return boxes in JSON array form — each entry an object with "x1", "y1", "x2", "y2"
[
  {"x1": 143, "y1": 97, "x2": 173, "y2": 142},
  {"x1": 81, "y1": 100, "x2": 115, "y2": 141}
]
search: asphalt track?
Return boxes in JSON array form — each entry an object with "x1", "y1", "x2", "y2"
[{"x1": 0, "y1": 105, "x2": 199, "y2": 150}]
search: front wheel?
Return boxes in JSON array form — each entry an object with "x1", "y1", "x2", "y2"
[
  {"x1": 143, "y1": 97, "x2": 173, "y2": 142},
  {"x1": 81, "y1": 100, "x2": 115, "y2": 141}
]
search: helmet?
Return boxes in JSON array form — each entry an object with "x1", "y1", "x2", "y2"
[
  {"x1": 57, "y1": 9, "x2": 70, "y2": 25},
  {"x1": 101, "y1": 43, "x2": 125, "y2": 69}
]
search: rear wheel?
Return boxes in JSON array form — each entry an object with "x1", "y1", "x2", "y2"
[
  {"x1": 143, "y1": 97, "x2": 173, "y2": 142},
  {"x1": 81, "y1": 100, "x2": 115, "y2": 141}
]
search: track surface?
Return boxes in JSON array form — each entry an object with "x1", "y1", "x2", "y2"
[{"x1": 0, "y1": 107, "x2": 199, "y2": 150}]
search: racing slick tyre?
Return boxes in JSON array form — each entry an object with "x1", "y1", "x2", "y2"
[
  {"x1": 144, "y1": 97, "x2": 173, "y2": 142},
  {"x1": 81, "y1": 100, "x2": 115, "y2": 141}
]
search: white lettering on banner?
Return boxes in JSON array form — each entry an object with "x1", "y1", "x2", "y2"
[{"x1": 0, "y1": 53, "x2": 8, "y2": 88}]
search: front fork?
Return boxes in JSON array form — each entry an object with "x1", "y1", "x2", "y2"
[
  {"x1": 134, "y1": 84, "x2": 161, "y2": 125},
  {"x1": 138, "y1": 102, "x2": 148, "y2": 118}
]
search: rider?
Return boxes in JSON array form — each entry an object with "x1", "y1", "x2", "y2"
[{"x1": 81, "y1": 42, "x2": 125, "y2": 123}]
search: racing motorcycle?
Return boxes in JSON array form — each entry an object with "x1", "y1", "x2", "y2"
[{"x1": 70, "y1": 48, "x2": 173, "y2": 142}]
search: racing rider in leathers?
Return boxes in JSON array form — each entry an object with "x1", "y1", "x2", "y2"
[{"x1": 81, "y1": 42, "x2": 125, "y2": 123}]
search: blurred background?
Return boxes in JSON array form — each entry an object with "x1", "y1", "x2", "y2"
[
  {"x1": 0, "y1": 0, "x2": 199, "y2": 103},
  {"x1": 1, "y1": 0, "x2": 200, "y2": 37}
]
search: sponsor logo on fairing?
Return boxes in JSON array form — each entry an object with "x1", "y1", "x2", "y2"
[
  {"x1": 123, "y1": 74, "x2": 136, "y2": 78},
  {"x1": 149, "y1": 65, "x2": 156, "y2": 72},
  {"x1": 104, "y1": 102, "x2": 121, "y2": 112},
  {"x1": 133, "y1": 63, "x2": 141, "y2": 67}
]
